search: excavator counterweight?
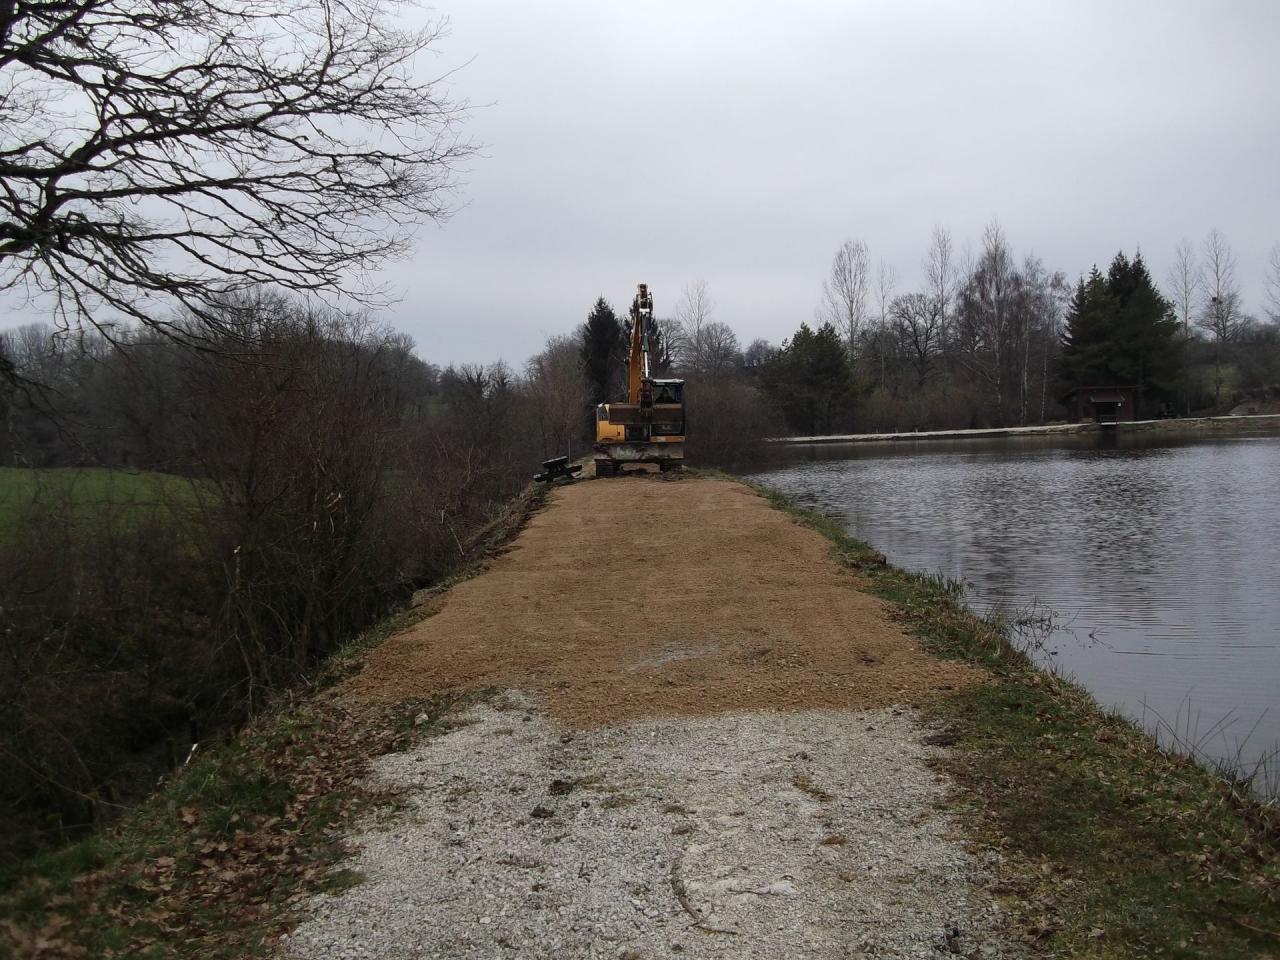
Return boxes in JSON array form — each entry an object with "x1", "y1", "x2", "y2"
[{"x1": 593, "y1": 283, "x2": 686, "y2": 476}]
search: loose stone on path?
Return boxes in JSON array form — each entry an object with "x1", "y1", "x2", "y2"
[{"x1": 282, "y1": 693, "x2": 1019, "y2": 960}]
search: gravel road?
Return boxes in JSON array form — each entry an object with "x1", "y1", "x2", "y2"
[{"x1": 282, "y1": 692, "x2": 1018, "y2": 959}]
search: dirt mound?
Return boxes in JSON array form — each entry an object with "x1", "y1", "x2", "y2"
[{"x1": 345, "y1": 477, "x2": 981, "y2": 726}]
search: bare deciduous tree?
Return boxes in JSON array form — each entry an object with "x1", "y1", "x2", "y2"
[
  {"x1": 954, "y1": 221, "x2": 1016, "y2": 420},
  {"x1": 1009, "y1": 254, "x2": 1053, "y2": 426},
  {"x1": 923, "y1": 225, "x2": 956, "y2": 345},
  {"x1": 1265, "y1": 243, "x2": 1280, "y2": 323},
  {"x1": 525, "y1": 335, "x2": 588, "y2": 458},
  {"x1": 819, "y1": 239, "x2": 870, "y2": 360},
  {"x1": 0, "y1": 0, "x2": 470, "y2": 365},
  {"x1": 654, "y1": 315, "x2": 685, "y2": 372},
  {"x1": 890, "y1": 292, "x2": 944, "y2": 387},
  {"x1": 743, "y1": 338, "x2": 775, "y2": 369},
  {"x1": 1197, "y1": 228, "x2": 1245, "y2": 408},
  {"x1": 1039, "y1": 270, "x2": 1070, "y2": 422},
  {"x1": 875, "y1": 260, "x2": 897, "y2": 327},
  {"x1": 869, "y1": 258, "x2": 897, "y2": 385},
  {"x1": 1168, "y1": 238, "x2": 1202, "y2": 414},
  {"x1": 698, "y1": 321, "x2": 741, "y2": 376},
  {"x1": 674, "y1": 279, "x2": 714, "y2": 375},
  {"x1": 1168, "y1": 239, "x2": 1203, "y2": 339}
]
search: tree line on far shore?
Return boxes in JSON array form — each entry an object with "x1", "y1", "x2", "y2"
[{"x1": 572, "y1": 223, "x2": 1280, "y2": 439}]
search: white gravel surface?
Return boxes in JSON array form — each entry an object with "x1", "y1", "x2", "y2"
[{"x1": 281, "y1": 693, "x2": 1019, "y2": 959}]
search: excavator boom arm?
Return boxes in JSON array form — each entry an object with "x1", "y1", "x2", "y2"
[{"x1": 628, "y1": 283, "x2": 653, "y2": 404}]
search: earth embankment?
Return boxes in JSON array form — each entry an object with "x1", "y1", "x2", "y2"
[
  {"x1": 284, "y1": 477, "x2": 1008, "y2": 958},
  {"x1": 284, "y1": 475, "x2": 1014, "y2": 958},
  {"x1": 346, "y1": 476, "x2": 980, "y2": 724}
]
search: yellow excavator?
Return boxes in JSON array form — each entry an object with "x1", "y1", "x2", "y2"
[{"x1": 593, "y1": 283, "x2": 686, "y2": 476}]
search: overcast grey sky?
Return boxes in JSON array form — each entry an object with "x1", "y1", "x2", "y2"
[{"x1": 377, "y1": 0, "x2": 1279, "y2": 367}]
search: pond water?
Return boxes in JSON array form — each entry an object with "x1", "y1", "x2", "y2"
[{"x1": 750, "y1": 434, "x2": 1280, "y2": 792}]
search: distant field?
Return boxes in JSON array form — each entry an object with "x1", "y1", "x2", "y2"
[{"x1": 0, "y1": 467, "x2": 204, "y2": 539}]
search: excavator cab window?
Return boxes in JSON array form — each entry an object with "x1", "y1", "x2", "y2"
[{"x1": 653, "y1": 381, "x2": 683, "y2": 405}]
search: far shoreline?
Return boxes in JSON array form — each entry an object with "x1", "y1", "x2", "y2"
[{"x1": 769, "y1": 412, "x2": 1280, "y2": 446}]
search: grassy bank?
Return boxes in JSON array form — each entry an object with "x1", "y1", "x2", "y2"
[
  {"x1": 753, "y1": 483, "x2": 1280, "y2": 959},
  {"x1": 0, "y1": 483, "x2": 548, "y2": 960},
  {"x1": 0, "y1": 467, "x2": 202, "y2": 539},
  {"x1": 0, "y1": 671, "x2": 471, "y2": 959}
]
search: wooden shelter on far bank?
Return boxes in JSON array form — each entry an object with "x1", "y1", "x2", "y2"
[{"x1": 1061, "y1": 385, "x2": 1139, "y2": 424}]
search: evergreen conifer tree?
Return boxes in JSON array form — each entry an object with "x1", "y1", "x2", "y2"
[
  {"x1": 1110, "y1": 253, "x2": 1181, "y2": 415},
  {"x1": 761, "y1": 321, "x2": 856, "y2": 434},
  {"x1": 1059, "y1": 252, "x2": 1182, "y2": 417},
  {"x1": 579, "y1": 298, "x2": 623, "y2": 406},
  {"x1": 1060, "y1": 268, "x2": 1114, "y2": 386}
]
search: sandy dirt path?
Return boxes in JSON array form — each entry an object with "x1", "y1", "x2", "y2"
[
  {"x1": 284, "y1": 477, "x2": 1018, "y2": 959},
  {"x1": 348, "y1": 476, "x2": 979, "y2": 723}
]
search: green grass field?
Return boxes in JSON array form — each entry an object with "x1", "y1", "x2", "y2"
[{"x1": 0, "y1": 467, "x2": 204, "y2": 539}]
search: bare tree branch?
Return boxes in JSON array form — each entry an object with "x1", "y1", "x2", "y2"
[
  {"x1": 1196, "y1": 228, "x2": 1246, "y2": 409},
  {"x1": 890, "y1": 292, "x2": 943, "y2": 388},
  {"x1": 923, "y1": 224, "x2": 955, "y2": 345},
  {"x1": 0, "y1": 0, "x2": 472, "y2": 347},
  {"x1": 1168, "y1": 238, "x2": 1202, "y2": 339},
  {"x1": 1265, "y1": 243, "x2": 1280, "y2": 324},
  {"x1": 1197, "y1": 228, "x2": 1244, "y2": 343},
  {"x1": 673, "y1": 279, "x2": 714, "y2": 375},
  {"x1": 818, "y1": 239, "x2": 869, "y2": 361}
]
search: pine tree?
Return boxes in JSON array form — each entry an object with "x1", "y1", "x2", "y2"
[
  {"x1": 761, "y1": 321, "x2": 856, "y2": 434},
  {"x1": 579, "y1": 297, "x2": 623, "y2": 406},
  {"x1": 1059, "y1": 253, "x2": 1182, "y2": 417},
  {"x1": 1110, "y1": 253, "x2": 1181, "y2": 415},
  {"x1": 1060, "y1": 268, "x2": 1114, "y2": 386}
]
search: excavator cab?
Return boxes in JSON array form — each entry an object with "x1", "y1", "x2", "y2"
[
  {"x1": 652, "y1": 380, "x2": 683, "y2": 406},
  {"x1": 593, "y1": 284, "x2": 686, "y2": 476}
]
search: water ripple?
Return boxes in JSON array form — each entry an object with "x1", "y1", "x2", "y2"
[{"x1": 753, "y1": 434, "x2": 1280, "y2": 789}]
